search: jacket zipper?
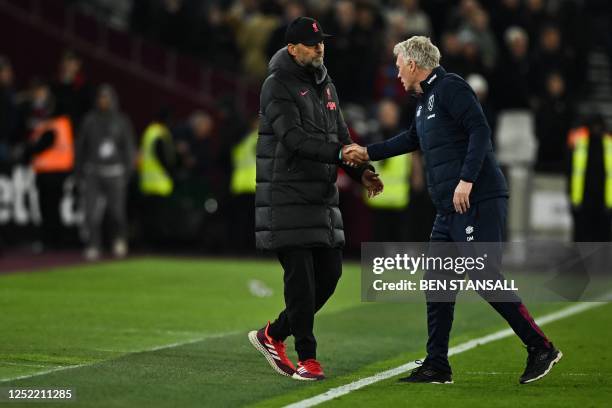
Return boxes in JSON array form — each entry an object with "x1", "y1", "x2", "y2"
[{"x1": 320, "y1": 84, "x2": 334, "y2": 244}]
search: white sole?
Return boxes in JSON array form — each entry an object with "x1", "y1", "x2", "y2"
[
  {"x1": 248, "y1": 331, "x2": 293, "y2": 377},
  {"x1": 292, "y1": 372, "x2": 324, "y2": 381},
  {"x1": 522, "y1": 350, "x2": 563, "y2": 384}
]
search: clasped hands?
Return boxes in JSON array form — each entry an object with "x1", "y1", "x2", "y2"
[
  {"x1": 341, "y1": 143, "x2": 369, "y2": 167},
  {"x1": 340, "y1": 144, "x2": 383, "y2": 198}
]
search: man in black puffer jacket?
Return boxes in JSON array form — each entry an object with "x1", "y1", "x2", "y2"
[{"x1": 248, "y1": 17, "x2": 383, "y2": 381}]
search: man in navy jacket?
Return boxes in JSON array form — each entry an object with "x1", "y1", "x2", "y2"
[{"x1": 345, "y1": 36, "x2": 562, "y2": 385}]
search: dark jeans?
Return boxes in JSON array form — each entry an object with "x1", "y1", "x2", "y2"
[
  {"x1": 268, "y1": 247, "x2": 342, "y2": 361},
  {"x1": 425, "y1": 198, "x2": 550, "y2": 373}
]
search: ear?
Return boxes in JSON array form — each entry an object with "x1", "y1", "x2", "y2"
[
  {"x1": 287, "y1": 44, "x2": 298, "y2": 57},
  {"x1": 410, "y1": 60, "x2": 417, "y2": 72}
]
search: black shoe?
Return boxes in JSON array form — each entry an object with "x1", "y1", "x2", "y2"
[
  {"x1": 398, "y1": 361, "x2": 453, "y2": 384},
  {"x1": 519, "y1": 343, "x2": 563, "y2": 384}
]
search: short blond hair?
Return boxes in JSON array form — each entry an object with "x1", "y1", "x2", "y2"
[{"x1": 393, "y1": 36, "x2": 441, "y2": 70}]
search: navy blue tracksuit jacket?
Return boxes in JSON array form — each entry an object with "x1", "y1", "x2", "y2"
[{"x1": 368, "y1": 66, "x2": 508, "y2": 215}]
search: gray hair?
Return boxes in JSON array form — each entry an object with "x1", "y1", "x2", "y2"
[
  {"x1": 504, "y1": 26, "x2": 528, "y2": 45},
  {"x1": 393, "y1": 36, "x2": 441, "y2": 70}
]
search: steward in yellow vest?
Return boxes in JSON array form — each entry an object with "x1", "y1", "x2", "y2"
[
  {"x1": 568, "y1": 126, "x2": 612, "y2": 210},
  {"x1": 364, "y1": 154, "x2": 410, "y2": 210},
  {"x1": 230, "y1": 128, "x2": 257, "y2": 195},
  {"x1": 567, "y1": 116, "x2": 612, "y2": 242},
  {"x1": 139, "y1": 122, "x2": 174, "y2": 196}
]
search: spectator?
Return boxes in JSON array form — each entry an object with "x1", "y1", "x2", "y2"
[
  {"x1": 439, "y1": 31, "x2": 469, "y2": 75},
  {"x1": 196, "y1": 3, "x2": 241, "y2": 72},
  {"x1": 458, "y1": 7, "x2": 497, "y2": 70},
  {"x1": 373, "y1": 35, "x2": 409, "y2": 102},
  {"x1": 0, "y1": 56, "x2": 17, "y2": 164},
  {"x1": 494, "y1": 26, "x2": 532, "y2": 110},
  {"x1": 266, "y1": 0, "x2": 306, "y2": 60},
  {"x1": 457, "y1": 30, "x2": 488, "y2": 77},
  {"x1": 446, "y1": 0, "x2": 481, "y2": 32},
  {"x1": 490, "y1": 0, "x2": 525, "y2": 44},
  {"x1": 352, "y1": 1, "x2": 385, "y2": 104},
  {"x1": 385, "y1": 0, "x2": 432, "y2": 38},
  {"x1": 76, "y1": 84, "x2": 136, "y2": 260},
  {"x1": 234, "y1": 4, "x2": 280, "y2": 80},
  {"x1": 523, "y1": 0, "x2": 550, "y2": 43},
  {"x1": 466, "y1": 73, "x2": 497, "y2": 147},
  {"x1": 531, "y1": 24, "x2": 577, "y2": 98},
  {"x1": 535, "y1": 72, "x2": 573, "y2": 173},
  {"x1": 174, "y1": 110, "x2": 215, "y2": 179},
  {"x1": 52, "y1": 51, "x2": 93, "y2": 129},
  {"x1": 323, "y1": 0, "x2": 360, "y2": 102}
]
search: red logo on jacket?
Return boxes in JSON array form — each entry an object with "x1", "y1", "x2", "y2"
[
  {"x1": 326, "y1": 101, "x2": 337, "y2": 110},
  {"x1": 313, "y1": 22, "x2": 319, "y2": 32}
]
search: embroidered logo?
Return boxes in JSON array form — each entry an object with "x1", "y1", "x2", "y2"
[
  {"x1": 466, "y1": 225, "x2": 474, "y2": 234},
  {"x1": 313, "y1": 22, "x2": 319, "y2": 32},
  {"x1": 326, "y1": 101, "x2": 337, "y2": 110},
  {"x1": 300, "y1": 89, "x2": 309, "y2": 96},
  {"x1": 428, "y1": 94, "x2": 435, "y2": 111},
  {"x1": 416, "y1": 105, "x2": 422, "y2": 117}
]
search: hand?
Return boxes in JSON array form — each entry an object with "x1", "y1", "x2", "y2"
[
  {"x1": 342, "y1": 143, "x2": 369, "y2": 167},
  {"x1": 362, "y1": 169, "x2": 383, "y2": 198},
  {"x1": 453, "y1": 180, "x2": 473, "y2": 214}
]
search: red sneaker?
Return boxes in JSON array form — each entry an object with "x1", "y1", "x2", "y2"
[
  {"x1": 293, "y1": 359, "x2": 325, "y2": 381},
  {"x1": 248, "y1": 322, "x2": 296, "y2": 377}
]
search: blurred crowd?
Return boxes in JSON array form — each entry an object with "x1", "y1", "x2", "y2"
[
  {"x1": 120, "y1": 0, "x2": 609, "y2": 173},
  {"x1": 1, "y1": 0, "x2": 611, "y2": 256}
]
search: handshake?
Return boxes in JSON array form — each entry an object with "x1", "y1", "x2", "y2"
[
  {"x1": 341, "y1": 143, "x2": 369, "y2": 167},
  {"x1": 340, "y1": 143, "x2": 384, "y2": 198}
]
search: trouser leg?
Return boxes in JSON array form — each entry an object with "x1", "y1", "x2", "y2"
[
  {"x1": 83, "y1": 175, "x2": 105, "y2": 250},
  {"x1": 102, "y1": 176, "x2": 127, "y2": 241},
  {"x1": 458, "y1": 198, "x2": 551, "y2": 349},
  {"x1": 268, "y1": 248, "x2": 317, "y2": 360},
  {"x1": 424, "y1": 213, "x2": 456, "y2": 372},
  {"x1": 268, "y1": 247, "x2": 343, "y2": 360}
]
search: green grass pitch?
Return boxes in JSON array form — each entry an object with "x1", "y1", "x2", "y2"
[{"x1": 0, "y1": 258, "x2": 610, "y2": 407}]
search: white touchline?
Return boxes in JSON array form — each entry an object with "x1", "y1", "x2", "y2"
[
  {"x1": 0, "y1": 331, "x2": 240, "y2": 383},
  {"x1": 284, "y1": 300, "x2": 609, "y2": 408}
]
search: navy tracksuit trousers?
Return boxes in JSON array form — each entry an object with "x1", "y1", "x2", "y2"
[{"x1": 424, "y1": 197, "x2": 551, "y2": 373}]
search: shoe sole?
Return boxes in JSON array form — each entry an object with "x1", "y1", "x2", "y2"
[
  {"x1": 399, "y1": 379, "x2": 453, "y2": 384},
  {"x1": 248, "y1": 331, "x2": 293, "y2": 377},
  {"x1": 520, "y1": 350, "x2": 563, "y2": 384},
  {"x1": 292, "y1": 373, "x2": 324, "y2": 381}
]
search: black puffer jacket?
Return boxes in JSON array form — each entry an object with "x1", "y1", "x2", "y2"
[{"x1": 256, "y1": 47, "x2": 370, "y2": 250}]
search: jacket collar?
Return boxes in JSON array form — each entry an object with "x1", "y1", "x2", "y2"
[
  {"x1": 419, "y1": 65, "x2": 446, "y2": 94},
  {"x1": 268, "y1": 47, "x2": 329, "y2": 86}
]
